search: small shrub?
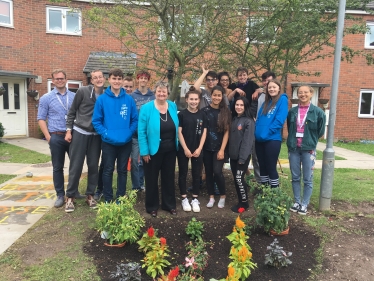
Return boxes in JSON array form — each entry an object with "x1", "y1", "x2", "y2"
[
  {"x1": 0, "y1": 122, "x2": 5, "y2": 138},
  {"x1": 264, "y1": 238, "x2": 292, "y2": 268},
  {"x1": 109, "y1": 262, "x2": 141, "y2": 281},
  {"x1": 185, "y1": 217, "x2": 204, "y2": 240}
]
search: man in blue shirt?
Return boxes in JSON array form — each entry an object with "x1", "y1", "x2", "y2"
[{"x1": 37, "y1": 69, "x2": 77, "y2": 208}]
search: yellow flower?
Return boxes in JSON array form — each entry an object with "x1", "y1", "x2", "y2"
[
  {"x1": 228, "y1": 266, "x2": 235, "y2": 277},
  {"x1": 235, "y1": 216, "x2": 245, "y2": 229}
]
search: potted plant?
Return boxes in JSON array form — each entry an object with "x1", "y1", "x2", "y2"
[
  {"x1": 0, "y1": 85, "x2": 6, "y2": 96},
  {"x1": 96, "y1": 189, "x2": 145, "y2": 246},
  {"x1": 253, "y1": 186, "x2": 293, "y2": 235},
  {"x1": 26, "y1": 90, "x2": 39, "y2": 98}
]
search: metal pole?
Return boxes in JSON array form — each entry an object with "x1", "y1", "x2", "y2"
[{"x1": 319, "y1": 0, "x2": 346, "y2": 210}]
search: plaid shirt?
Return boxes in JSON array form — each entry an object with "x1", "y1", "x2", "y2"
[{"x1": 37, "y1": 87, "x2": 75, "y2": 132}]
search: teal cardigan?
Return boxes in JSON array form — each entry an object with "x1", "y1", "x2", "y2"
[{"x1": 138, "y1": 100, "x2": 179, "y2": 156}]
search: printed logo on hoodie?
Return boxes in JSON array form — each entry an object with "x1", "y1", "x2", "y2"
[{"x1": 120, "y1": 104, "x2": 128, "y2": 119}]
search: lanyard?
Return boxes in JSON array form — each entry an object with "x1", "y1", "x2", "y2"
[
  {"x1": 56, "y1": 93, "x2": 69, "y2": 112},
  {"x1": 297, "y1": 104, "x2": 310, "y2": 130}
]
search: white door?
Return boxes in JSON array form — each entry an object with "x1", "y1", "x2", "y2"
[{"x1": 0, "y1": 78, "x2": 27, "y2": 137}]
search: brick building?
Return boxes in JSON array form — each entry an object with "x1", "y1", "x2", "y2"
[{"x1": 0, "y1": 0, "x2": 373, "y2": 140}]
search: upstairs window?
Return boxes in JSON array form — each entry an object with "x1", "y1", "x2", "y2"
[
  {"x1": 0, "y1": 0, "x2": 13, "y2": 28},
  {"x1": 46, "y1": 6, "x2": 81, "y2": 35},
  {"x1": 359, "y1": 90, "x2": 374, "y2": 118},
  {"x1": 365, "y1": 22, "x2": 374, "y2": 49}
]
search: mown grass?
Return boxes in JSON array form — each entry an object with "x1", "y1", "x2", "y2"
[
  {"x1": 0, "y1": 142, "x2": 50, "y2": 164},
  {"x1": 320, "y1": 140, "x2": 374, "y2": 156},
  {"x1": 0, "y1": 174, "x2": 16, "y2": 185}
]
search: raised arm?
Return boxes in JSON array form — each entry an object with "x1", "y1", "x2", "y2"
[{"x1": 193, "y1": 64, "x2": 209, "y2": 94}]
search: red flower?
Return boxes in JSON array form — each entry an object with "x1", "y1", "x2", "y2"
[
  {"x1": 147, "y1": 226, "x2": 154, "y2": 238},
  {"x1": 160, "y1": 237, "x2": 166, "y2": 245},
  {"x1": 168, "y1": 266, "x2": 179, "y2": 279},
  {"x1": 238, "y1": 207, "x2": 245, "y2": 213}
]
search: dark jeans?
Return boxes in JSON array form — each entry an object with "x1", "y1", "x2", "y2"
[
  {"x1": 144, "y1": 149, "x2": 176, "y2": 213},
  {"x1": 255, "y1": 140, "x2": 281, "y2": 188},
  {"x1": 177, "y1": 149, "x2": 203, "y2": 196},
  {"x1": 230, "y1": 156, "x2": 251, "y2": 206},
  {"x1": 203, "y1": 150, "x2": 226, "y2": 196},
  {"x1": 66, "y1": 131, "x2": 101, "y2": 198},
  {"x1": 101, "y1": 141, "x2": 132, "y2": 202},
  {"x1": 96, "y1": 160, "x2": 104, "y2": 194},
  {"x1": 49, "y1": 134, "x2": 70, "y2": 197}
]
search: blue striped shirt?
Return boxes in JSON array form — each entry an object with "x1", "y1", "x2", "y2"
[{"x1": 37, "y1": 87, "x2": 75, "y2": 132}]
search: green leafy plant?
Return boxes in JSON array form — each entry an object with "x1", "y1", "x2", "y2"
[
  {"x1": 265, "y1": 238, "x2": 292, "y2": 268},
  {"x1": 157, "y1": 266, "x2": 179, "y2": 281},
  {"x1": 137, "y1": 226, "x2": 159, "y2": 254},
  {"x1": 253, "y1": 186, "x2": 293, "y2": 234},
  {"x1": 142, "y1": 237, "x2": 171, "y2": 278},
  {"x1": 109, "y1": 262, "x2": 141, "y2": 281},
  {"x1": 95, "y1": 190, "x2": 145, "y2": 245},
  {"x1": 0, "y1": 122, "x2": 5, "y2": 138},
  {"x1": 185, "y1": 217, "x2": 204, "y2": 240}
]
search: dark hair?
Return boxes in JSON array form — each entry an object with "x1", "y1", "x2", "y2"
[
  {"x1": 217, "y1": 71, "x2": 232, "y2": 86},
  {"x1": 261, "y1": 71, "x2": 276, "y2": 80},
  {"x1": 185, "y1": 86, "x2": 201, "y2": 100},
  {"x1": 211, "y1": 86, "x2": 231, "y2": 132},
  {"x1": 205, "y1": 71, "x2": 218, "y2": 80},
  {"x1": 262, "y1": 79, "x2": 282, "y2": 115},
  {"x1": 136, "y1": 69, "x2": 151, "y2": 80},
  {"x1": 236, "y1": 67, "x2": 248, "y2": 77},
  {"x1": 109, "y1": 68, "x2": 124, "y2": 78},
  {"x1": 123, "y1": 76, "x2": 133, "y2": 82},
  {"x1": 232, "y1": 96, "x2": 253, "y2": 119}
]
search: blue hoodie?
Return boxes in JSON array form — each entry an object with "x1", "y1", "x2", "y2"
[
  {"x1": 131, "y1": 88, "x2": 155, "y2": 112},
  {"x1": 255, "y1": 93, "x2": 288, "y2": 142},
  {"x1": 92, "y1": 87, "x2": 138, "y2": 146}
]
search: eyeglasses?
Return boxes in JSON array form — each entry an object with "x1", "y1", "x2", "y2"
[
  {"x1": 123, "y1": 86, "x2": 133, "y2": 88},
  {"x1": 92, "y1": 76, "x2": 104, "y2": 80},
  {"x1": 53, "y1": 78, "x2": 66, "y2": 81},
  {"x1": 206, "y1": 78, "x2": 216, "y2": 82}
]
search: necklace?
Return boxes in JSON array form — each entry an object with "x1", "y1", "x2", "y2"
[{"x1": 160, "y1": 112, "x2": 168, "y2": 122}]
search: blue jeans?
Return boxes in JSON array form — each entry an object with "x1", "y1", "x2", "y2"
[
  {"x1": 288, "y1": 148, "x2": 316, "y2": 206},
  {"x1": 130, "y1": 138, "x2": 144, "y2": 189},
  {"x1": 49, "y1": 134, "x2": 70, "y2": 197},
  {"x1": 101, "y1": 141, "x2": 132, "y2": 202}
]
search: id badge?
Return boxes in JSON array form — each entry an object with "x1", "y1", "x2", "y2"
[{"x1": 296, "y1": 132, "x2": 304, "y2": 138}]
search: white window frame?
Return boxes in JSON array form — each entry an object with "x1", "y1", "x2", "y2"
[
  {"x1": 47, "y1": 80, "x2": 82, "y2": 93},
  {"x1": 358, "y1": 89, "x2": 374, "y2": 118},
  {"x1": 0, "y1": 0, "x2": 13, "y2": 28},
  {"x1": 365, "y1": 22, "x2": 374, "y2": 49},
  {"x1": 46, "y1": 6, "x2": 82, "y2": 36}
]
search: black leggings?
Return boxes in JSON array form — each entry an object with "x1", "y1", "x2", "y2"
[
  {"x1": 177, "y1": 149, "x2": 202, "y2": 196},
  {"x1": 203, "y1": 150, "x2": 225, "y2": 196},
  {"x1": 255, "y1": 140, "x2": 281, "y2": 188},
  {"x1": 230, "y1": 156, "x2": 251, "y2": 205}
]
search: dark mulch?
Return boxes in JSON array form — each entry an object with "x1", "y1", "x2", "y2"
[{"x1": 83, "y1": 171, "x2": 320, "y2": 280}]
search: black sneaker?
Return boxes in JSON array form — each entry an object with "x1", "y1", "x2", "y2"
[
  {"x1": 298, "y1": 205, "x2": 307, "y2": 215},
  {"x1": 290, "y1": 202, "x2": 301, "y2": 213}
]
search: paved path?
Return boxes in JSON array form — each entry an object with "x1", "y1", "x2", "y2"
[{"x1": 0, "y1": 137, "x2": 374, "y2": 255}]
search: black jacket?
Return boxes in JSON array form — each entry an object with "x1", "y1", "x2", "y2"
[
  {"x1": 229, "y1": 115, "x2": 255, "y2": 163},
  {"x1": 228, "y1": 80, "x2": 259, "y2": 118}
]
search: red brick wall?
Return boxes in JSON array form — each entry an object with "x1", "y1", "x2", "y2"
[{"x1": 1, "y1": 2, "x2": 373, "y2": 140}]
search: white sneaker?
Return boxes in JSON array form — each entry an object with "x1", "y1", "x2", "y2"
[
  {"x1": 191, "y1": 198, "x2": 200, "y2": 213},
  {"x1": 218, "y1": 198, "x2": 225, "y2": 208},
  {"x1": 206, "y1": 198, "x2": 215, "y2": 208},
  {"x1": 298, "y1": 205, "x2": 307, "y2": 215},
  {"x1": 181, "y1": 198, "x2": 191, "y2": 212}
]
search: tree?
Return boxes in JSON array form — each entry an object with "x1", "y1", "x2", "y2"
[{"x1": 217, "y1": 0, "x2": 372, "y2": 86}]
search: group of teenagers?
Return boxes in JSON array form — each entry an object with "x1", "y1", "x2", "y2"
[{"x1": 37, "y1": 65, "x2": 325, "y2": 218}]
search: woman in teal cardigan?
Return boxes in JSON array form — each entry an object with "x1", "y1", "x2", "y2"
[{"x1": 138, "y1": 81, "x2": 179, "y2": 217}]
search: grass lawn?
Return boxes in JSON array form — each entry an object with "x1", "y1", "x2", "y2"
[
  {"x1": 0, "y1": 142, "x2": 50, "y2": 164},
  {"x1": 278, "y1": 143, "x2": 345, "y2": 160},
  {"x1": 320, "y1": 140, "x2": 374, "y2": 156},
  {"x1": 279, "y1": 168, "x2": 374, "y2": 207},
  {"x1": 0, "y1": 174, "x2": 16, "y2": 185}
]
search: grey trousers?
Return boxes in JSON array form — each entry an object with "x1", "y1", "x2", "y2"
[
  {"x1": 251, "y1": 142, "x2": 261, "y2": 183},
  {"x1": 66, "y1": 130, "x2": 102, "y2": 198}
]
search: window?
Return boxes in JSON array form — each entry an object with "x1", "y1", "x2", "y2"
[
  {"x1": 0, "y1": 0, "x2": 13, "y2": 28},
  {"x1": 48, "y1": 80, "x2": 82, "y2": 93},
  {"x1": 247, "y1": 17, "x2": 276, "y2": 44},
  {"x1": 365, "y1": 22, "x2": 374, "y2": 49},
  {"x1": 46, "y1": 6, "x2": 81, "y2": 35},
  {"x1": 359, "y1": 90, "x2": 374, "y2": 118}
]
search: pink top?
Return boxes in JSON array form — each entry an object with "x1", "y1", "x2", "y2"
[{"x1": 296, "y1": 104, "x2": 310, "y2": 147}]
